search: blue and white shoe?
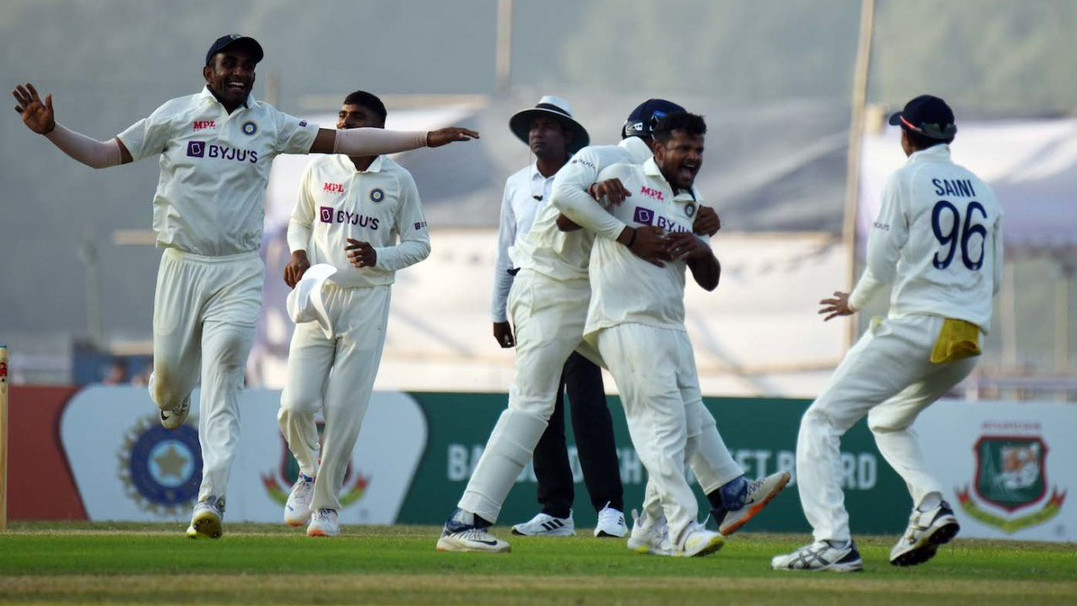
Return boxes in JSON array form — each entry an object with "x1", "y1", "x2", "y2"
[
  {"x1": 772, "y1": 540, "x2": 864, "y2": 572},
  {"x1": 890, "y1": 501, "x2": 959, "y2": 566},
  {"x1": 284, "y1": 474, "x2": 315, "y2": 527},
  {"x1": 436, "y1": 509, "x2": 510, "y2": 553}
]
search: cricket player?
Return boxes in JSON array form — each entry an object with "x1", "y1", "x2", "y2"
[
  {"x1": 581, "y1": 111, "x2": 729, "y2": 557},
  {"x1": 278, "y1": 90, "x2": 431, "y2": 538},
  {"x1": 12, "y1": 34, "x2": 476, "y2": 539},
  {"x1": 772, "y1": 94, "x2": 1003, "y2": 572},
  {"x1": 492, "y1": 95, "x2": 627, "y2": 539}
]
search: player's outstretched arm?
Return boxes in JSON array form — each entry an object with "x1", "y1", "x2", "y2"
[
  {"x1": 309, "y1": 126, "x2": 479, "y2": 155},
  {"x1": 13, "y1": 83, "x2": 127, "y2": 168}
]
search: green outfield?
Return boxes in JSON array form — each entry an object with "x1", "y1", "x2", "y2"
[{"x1": 0, "y1": 523, "x2": 1074, "y2": 605}]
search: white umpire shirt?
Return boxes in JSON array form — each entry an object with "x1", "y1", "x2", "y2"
[
  {"x1": 286, "y1": 154, "x2": 431, "y2": 288},
  {"x1": 849, "y1": 144, "x2": 1003, "y2": 330},
  {"x1": 117, "y1": 87, "x2": 320, "y2": 256},
  {"x1": 511, "y1": 136, "x2": 654, "y2": 283},
  {"x1": 490, "y1": 163, "x2": 555, "y2": 323},
  {"x1": 584, "y1": 158, "x2": 710, "y2": 340}
]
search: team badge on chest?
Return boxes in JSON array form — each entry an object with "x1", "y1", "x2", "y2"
[
  {"x1": 369, "y1": 188, "x2": 385, "y2": 203},
  {"x1": 241, "y1": 121, "x2": 258, "y2": 136}
]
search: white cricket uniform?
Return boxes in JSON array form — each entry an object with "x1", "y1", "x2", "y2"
[
  {"x1": 458, "y1": 138, "x2": 651, "y2": 522},
  {"x1": 584, "y1": 158, "x2": 719, "y2": 548},
  {"x1": 797, "y1": 144, "x2": 1003, "y2": 542},
  {"x1": 490, "y1": 163, "x2": 554, "y2": 324},
  {"x1": 280, "y1": 153, "x2": 430, "y2": 512},
  {"x1": 117, "y1": 87, "x2": 319, "y2": 503}
]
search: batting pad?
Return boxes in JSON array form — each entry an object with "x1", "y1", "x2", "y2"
[{"x1": 459, "y1": 409, "x2": 548, "y2": 523}]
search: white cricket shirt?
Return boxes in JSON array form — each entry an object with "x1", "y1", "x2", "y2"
[
  {"x1": 584, "y1": 158, "x2": 710, "y2": 339},
  {"x1": 849, "y1": 144, "x2": 1003, "y2": 331},
  {"x1": 117, "y1": 87, "x2": 320, "y2": 256},
  {"x1": 511, "y1": 137, "x2": 653, "y2": 282},
  {"x1": 287, "y1": 154, "x2": 430, "y2": 289},
  {"x1": 490, "y1": 163, "x2": 555, "y2": 323}
]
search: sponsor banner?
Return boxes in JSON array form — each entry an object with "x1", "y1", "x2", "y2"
[
  {"x1": 397, "y1": 395, "x2": 911, "y2": 535},
  {"x1": 918, "y1": 399, "x2": 1076, "y2": 542},
  {"x1": 60, "y1": 386, "x2": 426, "y2": 523}
]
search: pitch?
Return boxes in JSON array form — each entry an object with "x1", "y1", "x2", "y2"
[{"x1": 0, "y1": 523, "x2": 1074, "y2": 605}]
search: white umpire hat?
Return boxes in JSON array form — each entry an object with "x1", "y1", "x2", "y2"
[
  {"x1": 509, "y1": 95, "x2": 590, "y2": 154},
  {"x1": 286, "y1": 263, "x2": 337, "y2": 339}
]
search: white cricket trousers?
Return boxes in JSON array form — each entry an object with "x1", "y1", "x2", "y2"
[
  {"x1": 278, "y1": 284, "x2": 391, "y2": 512},
  {"x1": 149, "y1": 248, "x2": 264, "y2": 503},
  {"x1": 797, "y1": 314, "x2": 979, "y2": 542},
  {"x1": 458, "y1": 269, "x2": 742, "y2": 523},
  {"x1": 596, "y1": 323, "x2": 705, "y2": 549}
]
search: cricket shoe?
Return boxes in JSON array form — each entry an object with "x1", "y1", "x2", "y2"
[
  {"x1": 594, "y1": 503, "x2": 628, "y2": 538},
  {"x1": 718, "y1": 471, "x2": 791, "y2": 535},
  {"x1": 436, "y1": 509, "x2": 510, "y2": 553},
  {"x1": 626, "y1": 509, "x2": 672, "y2": 556},
  {"x1": 284, "y1": 474, "x2": 315, "y2": 527},
  {"x1": 511, "y1": 511, "x2": 575, "y2": 536},
  {"x1": 186, "y1": 496, "x2": 225, "y2": 540},
  {"x1": 890, "y1": 501, "x2": 959, "y2": 567},
  {"x1": 307, "y1": 508, "x2": 340, "y2": 537},
  {"x1": 772, "y1": 540, "x2": 864, "y2": 572},
  {"x1": 676, "y1": 524, "x2": 725, "y2": 558},
  {"x1": 160, "y1": 394, "x2": 191, "y2": 430}
]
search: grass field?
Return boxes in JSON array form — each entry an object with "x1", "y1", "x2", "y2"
[{"x1": 1, "y1": 523, "x2": 1075, "y2": 605}]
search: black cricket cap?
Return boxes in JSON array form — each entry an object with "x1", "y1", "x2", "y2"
[
  {"x1": 888, "y1": 94, "x2": 957, "y2": 140},
  {"x1": 205, "y1": 34, "x2": 264, "y2": 67}
]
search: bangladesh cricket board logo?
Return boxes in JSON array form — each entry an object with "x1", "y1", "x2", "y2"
[
  {"x1": 261, "y1": 422, "x2": 371, "y2": 507},
  {"x1": 956, "y1": 435, "x2": 1067, "y2": 533}
]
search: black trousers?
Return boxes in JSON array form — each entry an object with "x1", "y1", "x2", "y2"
[{"x1": 532, "y1": 351, "x2": 624, "y2": 518}]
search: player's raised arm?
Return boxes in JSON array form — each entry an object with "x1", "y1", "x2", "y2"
[
  {"x1": 308, "y1": 126, "x2": 479, "y2": 155},
  {"x1": 13, "y1": 82, "x2": 130, "y2": 168}
]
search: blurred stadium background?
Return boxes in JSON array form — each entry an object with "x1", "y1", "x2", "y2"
[{"x1": 2, "y1": 0, "x2": 1076, "y2": 401}]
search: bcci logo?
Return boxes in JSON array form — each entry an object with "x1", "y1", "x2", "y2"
[
  {"x1": 119, "y1": 416, "x2": 202, "y2": 516},
  {"x1": 956, "y1": 433, "x2": 1067, "y2": 533},
  {"x1": 369, "y1": 188, "x2": 385, "y2": 203},
  {"x1": 261, "y1": 422, "x2": 371, "y2": 508},
  {"x1": 242, "y1": 121, "x2": 258, "y2": 136}
]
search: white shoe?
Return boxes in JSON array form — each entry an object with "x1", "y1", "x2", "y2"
[
  {"x1": 626, "y1": 509, "x2": 672, "y2": 556},
  {"x1": 437, "y1": 527, "x2": 511, "y2": 553},
  {"x1": 284, "y1": 474, "x2": 315, "y2": 527},
  {"x1": 594, "y1": 504, "x2": 627, "y2": 538},
  {"x1": 890, "y1": 501, "x2": 959, "y2": 567},
  {"x1": 511, "y1": 511, "x2": 575, "y2": 537},
  {"x1": 160, "y1": 393, "x2": 191, "y2": 430},
  {"x1": 677, "y1": 524, "x2": 725, "y2": 558},
  {"x1": 719, "y1": 471, "x2": 791, "y2": 535},
  {"x1": 307, "y1": 508, "x2": 340, "y2": 537},
  {"x1": 772, "y1": 540, "x2": 864, "y2": 572},
  {"x1": 185, "y1": 496, "x2": 225, "y2": 539}
]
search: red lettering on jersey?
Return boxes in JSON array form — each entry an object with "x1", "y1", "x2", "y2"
[
  {"x1": 323, "y1": 183, "x2": 345, "y2": 194},
  {"x1": 193, "y1": 120, "x2": 216, "y2": 131},
  {"x1": 640, "y1": 186, "x2": 665, "y2": 201}
]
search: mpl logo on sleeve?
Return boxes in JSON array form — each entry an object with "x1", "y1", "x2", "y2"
[{"x1": 956, "y1": 423, "x2": 1067, "y2": 534}]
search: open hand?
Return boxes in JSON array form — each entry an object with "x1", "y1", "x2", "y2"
[
  {"x1": 819, "y1": 291, "x2": 855, "y2": 321},
  {"x1": 426, "y1": 127, "x2": 480, "y2": 147},
  {"x1": 12, "y1": 83, "x2": 56, "y2": 134}
]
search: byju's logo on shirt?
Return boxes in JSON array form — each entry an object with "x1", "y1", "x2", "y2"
[
  {"x1": 186, "y1": 141, "x2": 258, "y2": 163},
  {"x1": 634, "y1": 207, "x2": 655, "y2": 225},
  {"x1": 319, "y1": 206, "x2": 380, "y2": 229}
]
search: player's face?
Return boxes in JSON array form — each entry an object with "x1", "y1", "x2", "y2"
[
  {"x1": 654, "y1": 130, "x2": 704, "y2": 190},
  {"x1": 528, "y1": 115, "x2": 571, "y2": 161},
  {"x1": 337, "y1": 104, "x2": 384, "y2": 130},
  {"x1": 203, "y1": 48, "x2": 258, "y2": 111}
]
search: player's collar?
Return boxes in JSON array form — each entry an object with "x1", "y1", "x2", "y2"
[{"x1": 199, "y1": 86, "x2": 254, "y2": 110}]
